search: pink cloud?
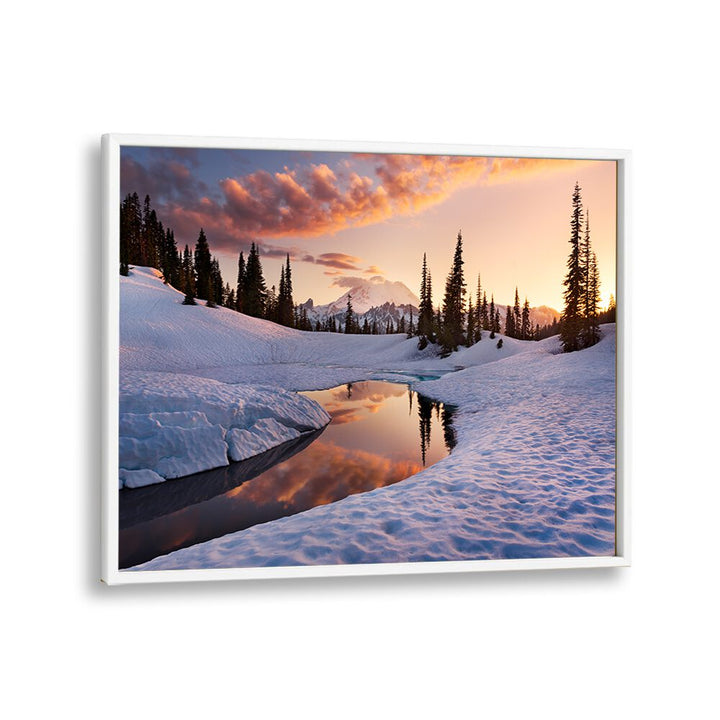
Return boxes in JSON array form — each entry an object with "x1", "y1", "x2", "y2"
[{"x1": 131, "y1": 153, "x2": 591, "y2": 256}]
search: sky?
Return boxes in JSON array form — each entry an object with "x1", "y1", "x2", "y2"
[{"x1": 120, "y1": 146, "x2": 616, "y2": 311}]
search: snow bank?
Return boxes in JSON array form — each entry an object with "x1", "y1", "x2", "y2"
[
  {"x1": 119, "y1": 371, "x2": 330, "y2": 487},
  {"x1": 118, "y1": 268, "x2": 537, "y2": 487},
  {"x1": 132, "y1": 327, "x2": 616, "y2": 569},
  {"x1": 120, "y1": 266, "x2": 615, "y2": 568},
  {"x1": 120, "y1": 267, "x2": 527, "y2": 382}
]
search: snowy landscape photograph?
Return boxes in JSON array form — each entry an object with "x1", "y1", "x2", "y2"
[{"x1": 111, "y1": 140, "x2": 619, "y2": 576}]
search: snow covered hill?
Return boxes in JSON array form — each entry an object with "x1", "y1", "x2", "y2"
[
  {"x1": 119, "y1": 266, "x2": 616, "y2": 568},
  {"x1": 119, "y1": 267, "x2": 539, "y2": 486}
]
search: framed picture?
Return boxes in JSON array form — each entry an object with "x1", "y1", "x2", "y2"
[{"x1": 101, "y1": 135, "x2": 630, "y2": 585}]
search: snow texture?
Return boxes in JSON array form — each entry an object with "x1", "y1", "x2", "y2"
[{"x1": 120, "y1": 268, "x2": 616, "y2": 569}]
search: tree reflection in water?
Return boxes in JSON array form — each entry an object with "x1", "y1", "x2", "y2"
[
  {"x1": 417, "y1": 394, "x2": 456, "y2": 466},
  {"x1": 119, "y1": 380, "x2": 455, "y2": 569}
]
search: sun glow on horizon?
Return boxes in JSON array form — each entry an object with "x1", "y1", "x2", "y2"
[{"x1": 122, "y1": 147, "x2": 616, "y2": 313}]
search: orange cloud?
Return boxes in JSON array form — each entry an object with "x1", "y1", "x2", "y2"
[
  {"x1": 228, "y1": 439, "x2": 423, "y2": 509},
  {"x1": 156, "y1": 153, "x2": 592, "y2": 254},
  {"x1": 314, "y1": 252, "x2": 363, "y2": 270}
]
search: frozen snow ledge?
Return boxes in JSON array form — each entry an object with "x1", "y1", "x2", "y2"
[
  {"x1": 119, "y1": 371, "x2": 331, "y2": 488},
  {"x1": 131, "y1": 327, "x2": 617, "y2": 570}
]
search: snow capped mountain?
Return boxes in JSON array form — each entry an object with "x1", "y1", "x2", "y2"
[
  {"x1": 302, "y1": 275, "x2": 559, "y2": 332},
  {"x1": 313, "y1": 277, "x2": 420, "y2": 316},
  {"x1": 492, "y1": 303, "x2": 561, "y2": 329}
]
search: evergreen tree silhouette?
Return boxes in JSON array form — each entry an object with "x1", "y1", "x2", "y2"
[
  {"x1": 561, "y1": 182, "x2": 585, "y2": 352},
  {"x1": 193, "y1": 229, "x2": 212, "y2": 300},
  {"x1": 505, "y1": 306, "x2": 515, "y2": 338},
  {"x1": 244, "y1": 242, "x2": 267, "y2": 318},
  {"x1": 466, "y1": 293, "x2": 476, "y2": 345},
  {"x1": 441, "y1": 230, "x2": 466, "y2": 354},
  {"x1": 236, "y1": 251, "x2": 246, "y2": 312}
]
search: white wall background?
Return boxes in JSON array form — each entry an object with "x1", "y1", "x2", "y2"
[{"x1": 3, "y1": 2, "x2": 717, "y2": 718}]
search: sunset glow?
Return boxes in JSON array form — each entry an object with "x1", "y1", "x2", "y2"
[{"x1": 121, "y1": 146, "x2": 616, "y2": 312}]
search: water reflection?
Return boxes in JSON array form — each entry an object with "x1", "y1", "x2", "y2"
[{"x1": 120, "y1": 380, "x2": 455, "y2": 569}]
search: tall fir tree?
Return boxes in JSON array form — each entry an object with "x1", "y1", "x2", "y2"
[
  {"x1": 521, "y1": 298, "x2": 531, "y2": 340},
  {"x1": 193, "y1": 229, "x2": 212, "y2": 300},
  {"x1": 505, "y1": 305, "x2": 515, "y2": 337},
  {"x1": 407, "y1": 307, "x2": 415, "y2": 338},
  {"x1": 210, "y1": 256, "x2": 223, "y2": 306},
  {"x1": 236, "y1": 251, "x2": 246, "y2": 312},
  {"x1": 243, "y1": 242, "x2": 267, "y2": 318},
  {"x1": 181, "y1": 244, "x2": 196, "y2": 303},
  {"x1": 561, "y1": 182, "x2": 585, "y2": 352},
  {"x1": 344, "y1": 294, "x2": 355, "y2": 334},
  {"x1": 480, "y1": 291, "x2": 489, "y2": 332},
  {"x1": 277, "y1": 253, "x2": 295, "y2": 327},
  {"x1": 225, "y1": 286, "x2": 235, "y2": 310},
  {"x1": 585, "y1": 251, "x2": 601, "y2": 346},
  {"x1": 489, "y1": 294, "x2": 496, "y2": 338},
  {"x1": 579, "y1": 211, "x2": 602, "y2": 348},
  {"x1": 440, "y1": 230, "x2": 467, "y2": 354},
  {"x1": 466, "y1": 294, "x2": 476, "y2": 345},
  {"x1": 418, "y1": 253, "x2": 435, "y2": 342},
  {"x1": 513, "y1": 287, "x2": 521, "y2": 339}
]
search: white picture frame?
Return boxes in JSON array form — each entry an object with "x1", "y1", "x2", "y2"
[{"x1": 101, "y1": 134, "x2": 631, "y2": 585}]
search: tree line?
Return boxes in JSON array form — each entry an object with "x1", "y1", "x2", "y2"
[
  {"x1": 120, "y1": 185, "x2": 612, "y2": 354},
  {"x1": 120, "y1": 193, "x2": 410, "y2": 333},
  {"x1": 409, "y1": 231, "x2": 542, "y2": 356}
]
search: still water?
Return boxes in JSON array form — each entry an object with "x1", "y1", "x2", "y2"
[{"x1": 120, "y1": 381, "x2": 455, "y2": 568}]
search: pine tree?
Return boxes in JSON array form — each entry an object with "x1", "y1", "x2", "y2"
[
  {"x1": 181, "y1": 244, "x2": 196, "y2": 304},
  {"x1": 466, "y1": 294, "x2": 476, "y2": 346},
  {"x1": 119, "y1": 192, "x2": 141, "y2": 274},
  {"x1": 480, "y1": 291, "x2": 489, "y2": 333},
  {"x1": 495, "y1": 308, "x2": 501, "y2": 334},
  {"x1": 210, "y1": 256, "x2": 223, "y2": 306},
  {"x1": 236, "y1": 251, "x2": 246, "y2": 312},
  {"x1": 418, "y1": 253, "x2": 435, "y2": 342},
  {"x1": 205, "y1": 274, "x2": 217, "y2": 308},
  {"x1": 579, "y1": 211, "x2": 602, "y2": 348},
  {"x1": 505, "y1": 306, "x2": 514, "y2": 338},
  {"x1": 345, "y1": 294, "x2": 355, "y2": 334},
  {"x1": 585, "y1": 251, "x2": 601, "y2": 346},
  {"x1": 489, "y1": 295, "x2": 496, "y2": 339},
  {"x1": 407, "y1": 307, "x2": 415, "y2": 338},
  {"x1": 265, "y1": 284, "x2": 278, "y2": 322},
  {"x1": 561, "y1": 182, "x2": 585, "y2": 352},
  {"x1": 441, "y1": 230, "x2": 466, "y2": 354},
  {"x1": 243, "y1": 242, "x2": 267, "y2": 318},
  {"x1": 277, "y1": 254, "x2": 294, "y2": 327},
  {"x1": 193, "y1": 229, "x2": 212, "y2": 300},
  {"x1": 521, "y1": 298, "x2": 531, "y2": 340},
  {"x1": 513, "y1": 287, "x2": 521, "y2": 339}
]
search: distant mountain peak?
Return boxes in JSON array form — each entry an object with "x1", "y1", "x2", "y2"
[{"x1": 321, "y1": 278, "x2": 419, "y2": 316}]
